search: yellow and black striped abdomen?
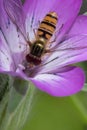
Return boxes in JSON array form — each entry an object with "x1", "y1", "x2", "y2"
[{"x1": 37, "y1": 12, "x2": 58, "y2": 41}]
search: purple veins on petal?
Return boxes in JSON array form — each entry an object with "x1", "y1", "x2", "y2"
[
  {"x1": 0, "y1": 0, "x2": 27, "y2": 67},
  {"x1": 24, "y1": 0, "x2": 82, "y2": 43},
  {"x1": 38, "y1": 34, "x2": 87, "y2": 74},
  {"x1": 3, "y1": 0, "x2": 27, "y2": 40},
  {"x1": 0, "y1": 30, "x2": 15, "y2": 71},
  {"x1": 68, "y1": 14, "x2": 87, "y2": 36},
  {"x1": 0, "y1": 0, "x2": 87, "y2": 97},
  {"x1": 31, "y1": 66, "x2": 85, "y2": 96}
]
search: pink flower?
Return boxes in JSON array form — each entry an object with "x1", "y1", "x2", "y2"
[{"x1": 0, "y1": 0, "x2": 87, "y2": 96}]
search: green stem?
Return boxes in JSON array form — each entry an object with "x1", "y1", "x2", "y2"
[
  {"x1": 70, "y1": 95, "x2": 87, "y2": 123},
  {"x1": 0, "y1": 78, "x2": 36, "y2": 130}
]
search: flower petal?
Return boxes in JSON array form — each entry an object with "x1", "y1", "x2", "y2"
[
  {"x1": 24, "y1": 0, "x2": 82, "y2": 42},
  {"x1": 0, "y1": 0, "x2": 26, "y2": 66},
  {"x1": 39, "y1": 35, "x2": 87, "y2": 74},
  {"x1": 3, "y1": 0, "x2": 27, "y2": 40},
  {"x1": 31, "y1": 66, "x2": 85, "y2": 96},
  {"x1": 0, "y1": 30, "x2": 15, "y2": 71},
  {"x1": 68, "y1": 15, "x2": 87, "y2": 36}
]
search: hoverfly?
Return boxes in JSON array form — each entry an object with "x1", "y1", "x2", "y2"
[
  {"x1": 3, "y1": 0, "x2": 87, "y2": 70},
  {"x1": 26, "y1": 12, "x2": 58, "y2": 66},
  {"x1": 4, "y1": 0, "x2": 58, "y2": 66}
]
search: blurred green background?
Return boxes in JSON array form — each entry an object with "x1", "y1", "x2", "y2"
[
  {"x1": 21, "y1": 1, "x2": 87, "y2": 130},
  {"x1": 22, "y1": 90, "x2": 87, "y2": 130}
]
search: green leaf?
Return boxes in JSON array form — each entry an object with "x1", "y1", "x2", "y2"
[
  {"x1": 0, "y1": 74, "x2": 9, "y2": 124},
  {"x1": 0, "y1": 74, "x2": 9, "y2": 101},
  {"x1": 0, "y1": 78, "x2": 36, "y2": 130}
]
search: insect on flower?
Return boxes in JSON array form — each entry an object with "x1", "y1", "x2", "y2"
[
  {"x1": 26, "y1": 12, "x2": 58, "y2": 66},
  {"x1": 1, "y1": 0, "x2": 87, "y2": 97},
  {"x1": 3, "y1": 1, "x2": 87, "y2": 69},
  {"x1": 4, "y1": 1, "x2": 59, "y2": 68}
]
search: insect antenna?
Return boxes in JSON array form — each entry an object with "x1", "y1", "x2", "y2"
[{"x1": 49, "y1": 34, "x2": 87, "y2": 51}]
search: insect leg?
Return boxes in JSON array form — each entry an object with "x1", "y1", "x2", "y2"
[
  {"x1": 49, "y1": 35, "x2": 57, "y2": 44},
  {"x1": 55, "y1": 24, "x2": 64, "y2": 34},
  {"x1": 33, "y1": 28, "x2": 38, "y2": 39},
  {"x1": 26, "y1": 32, "x2": 32, "y2": 47},
  {"x1": 45, "y1": 48, "x2": 54, "y2": 54},
  {"x1": 27, "y1": 32, "x2": 30, "y2": 41}
]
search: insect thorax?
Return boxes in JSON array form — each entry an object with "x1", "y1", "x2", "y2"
[
  {"x1": 26, "y1": 38, "x2": 46, "y2": 65},
  {"x1": 30, "y1": 38, "x2": 46, "y2": 57}
]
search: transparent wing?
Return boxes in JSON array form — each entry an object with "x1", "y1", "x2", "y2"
[
  {"x1": 52, "y1": 34, "x2": 87, "y2": 51},
  {"x1": 40, "y1": 34, "x2": 87, "y2": 72},
  {"x1": 3, "y1": 0, "x2": 28, "y2": 41}
]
